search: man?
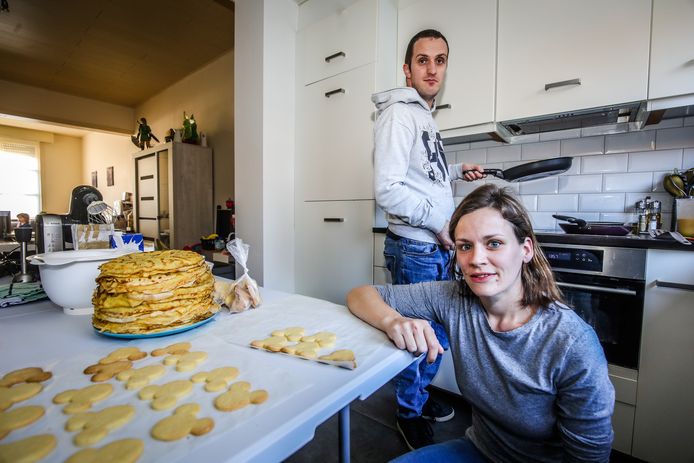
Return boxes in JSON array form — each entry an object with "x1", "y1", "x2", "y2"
[{"x1": 372, "y1": 29, "x2": 484, "y2": 450}]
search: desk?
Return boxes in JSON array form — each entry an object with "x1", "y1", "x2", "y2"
[{"x1": 0, "y1": 286, "x2": 413, "y2": 462}]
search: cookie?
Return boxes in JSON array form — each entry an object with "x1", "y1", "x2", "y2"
[
  {"x1": 214, "y1": 381, "x2": 268, "y2": 412},
  {"x1": 151, "y1": 342, "x2": 192, "y2": 357},
  {"x1": 301, "y1": 331, "x2": 337, "y2": 347},
  {"x1": 53, "y1": 384, "x2": 113, "y2": 414},
  {"x1": 139, "y1": 380, "x2": 192, "y2": 410},
  {"x1": 281, "y1": 341, "x2": 320, "y2": 359},
  {"x1": 116, "y1": 365, "x2": 166, "y2": 390},
  {"x1": 0, "y1": 368, "x2": 52, "y2": 387},
  {"x1": 162, "y1": 352, "x2": 207, "y2": 372},
  {"x1": 250, "y1": 336, "x2": 288, "y2": 352},
  {"x1": 0, "y1": 383, "x2": 43, "y2": 411},
  {"x1": 66, "y1": 404, "x2": 136, "y2": 447},
  {"x1": 271, "y1": 327, "x2": 305, "y2": 341},
  {"x1": 0, "y1": 405, "x2": 45, "y2": 440},
  {"x1": 0, "y1": 434, "x2": 56, "y2": 462},
  {"x1": 151, "y1": 403, "x2": 214, "y2": 441},
  {"x1": 191, "y1": 367, "x2": 239, "y2": 392},
  {"x1": 99, "y1": 347, "x2": 147, "y2": 365},
  {"x1": 83, "y1": 360, "x2": 132, "y2": 382},
  {"x1": 65, "y1": 438, "x2": 143, "y2": 463},
  {"x1": 319, "y1": 349, "x2": 357, "y2": 368}
]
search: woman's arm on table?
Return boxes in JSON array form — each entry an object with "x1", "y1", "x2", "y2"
[{"x1": 346, "y1": 285, "x2": 442, "y2": 363}]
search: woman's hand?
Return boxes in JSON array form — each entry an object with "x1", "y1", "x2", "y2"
[{"x1": 382, "y1": 314, "x2": 443, "y2": 364}]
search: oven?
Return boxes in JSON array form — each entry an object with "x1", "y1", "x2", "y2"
[{"x1": 542, "y1": 244, "x2": 646, "y2": 371}]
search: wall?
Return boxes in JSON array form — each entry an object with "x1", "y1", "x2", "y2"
[
  {"x1": 451, "y1": 118, "x2": 694, "y2": 231},
  {"x1": 0, "y1": 79, "x2": 133, "y2": 134},
  {"x1": 234, "y1": 0, "x2": 297, "y2": 291},
  {"x1": 39, "y1": 134, "x2": 83, "y2": 213},
  {"x1": 135, "y1": 51, "x2": 234, "y2": 209},
  {"x1": 81, "y1": 132, "x2": 134, "y2": 209}
]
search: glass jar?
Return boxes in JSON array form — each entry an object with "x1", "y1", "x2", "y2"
[
  {"x1": 636, "y1": 199, "x2": 649, "y2": 234},
  {"x1": 648, "y1": 200, "x2": 662, "y2": 231}
]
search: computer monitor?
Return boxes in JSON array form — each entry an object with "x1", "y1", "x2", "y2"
[{"x1": 0, "y1": 211, "x2": 10, "y2": 239}]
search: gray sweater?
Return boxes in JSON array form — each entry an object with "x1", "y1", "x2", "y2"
[
  {"x1": 377, "y1": 280, "x2": 615, "y2": 462},
  {"x1": 372, "y1": 87, "x2": 466, "y2": 244}
]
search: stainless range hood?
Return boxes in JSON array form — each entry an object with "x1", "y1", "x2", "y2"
[{"x1": 442, "y1": 97, "x2": 694, "y2": 146}]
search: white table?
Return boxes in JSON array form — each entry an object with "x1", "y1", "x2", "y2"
[{"x1": 0, "y1": 286, "x2": 414, "y2": 462}]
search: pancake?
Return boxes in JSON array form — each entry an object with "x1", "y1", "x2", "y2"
[
  {"x1": 93, "y1": 305, "x2": 218, "y2": 334},
  {"x1": 97, "y1": 250, "x2": 205, "y2": 278},
  {"x1": 96, "y1": 264, "x2": 208, "y2": 294},
  {"x1": 93, "y1": 273, "x2": 214, "y2": 307}
]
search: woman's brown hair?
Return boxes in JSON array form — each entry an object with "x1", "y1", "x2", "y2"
[{"x1": 449, "y1": 184, "x2": 563, "y2": 308}]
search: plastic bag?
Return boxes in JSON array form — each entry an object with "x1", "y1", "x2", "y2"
[{"x1": 223, "y1": 237, "x2": 261, "y2": 312}]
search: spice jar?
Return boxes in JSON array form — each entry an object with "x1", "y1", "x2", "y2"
[
  {"x1": 648, "y1": 200, "x2": 662, "y2": 231},
  {"x1": 636, "y1": 198, "x2": 649, "y2": 234}
]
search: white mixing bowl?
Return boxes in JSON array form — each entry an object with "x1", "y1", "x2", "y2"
[{"x1": 28, "y1": 249, "x2": 137, "y2": 314}]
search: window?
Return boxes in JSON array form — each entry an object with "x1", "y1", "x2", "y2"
[{"x1": 0, "y1": 140, "x2": 41, "y2": 218}]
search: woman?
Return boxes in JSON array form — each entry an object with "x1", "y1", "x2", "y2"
[{"x1": 347, "y1": 184, "x2": 614, "y2": 462}]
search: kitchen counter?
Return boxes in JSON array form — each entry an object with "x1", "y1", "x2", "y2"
[
  {"x1": 372, "y1": 228, "x2": 694, "y2": 251},
  {"x1": 0, "y1": 283, "x2": 413, "y2": 462}
]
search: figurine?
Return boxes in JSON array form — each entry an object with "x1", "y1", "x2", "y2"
[
  {"x1": 164, "y1": 128, "x2": 176, "y2": 143},
  {"x1": 182, "y1": 112, "x2": 198, "y2": 144},
  {"x1": 131, "y1": 117, "x2": 160, "y2": 150}
]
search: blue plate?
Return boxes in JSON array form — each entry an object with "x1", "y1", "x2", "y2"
[{"x1": 94, "y1": 314, "x2": 217, "y2": 339}]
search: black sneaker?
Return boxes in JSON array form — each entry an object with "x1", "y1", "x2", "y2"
[
  {"x1": 421, "y1": 397, "x2": 455, "y2": 422},
  {"x1": 396, "y1": 416, "x2": 434, "y2": 450}
]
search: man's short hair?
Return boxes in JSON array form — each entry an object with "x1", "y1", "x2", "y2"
[{"x1": 404, "y1": 29, "x2": 449, "y2": 68}]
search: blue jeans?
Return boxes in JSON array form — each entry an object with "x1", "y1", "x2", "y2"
[
  {"x1": 384, "y1": 232, "x2": 451, "y2": 419},
  {"x1": 390, "y1": 436, "x2": 487, "y2": 463}
]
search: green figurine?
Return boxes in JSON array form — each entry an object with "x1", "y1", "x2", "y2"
[
  {"x1": 182, "y1": 112, "x2": 198, "y2": 144},
  {"x1": 131, "y1": 117, "x2": 159, "y2": 150}
]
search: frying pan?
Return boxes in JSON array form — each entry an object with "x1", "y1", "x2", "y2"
[
  {"x1": 553, "y1": 214, "x2": 632, "y2": 236},
  {"x1": 463, "y1": 157, "x2": 573, "y2": 182}
]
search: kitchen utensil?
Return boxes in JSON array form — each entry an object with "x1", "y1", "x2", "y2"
[
  {"x1": 86, "y1": 200, "x2": 115, "y2": 224},
  {"x1": 27, "y1": 249, "x2": 134, "y2": 314},
  {"x1": 553, "y1": 214, "x2": 632, "y2": 236},
  {"x1": 663, "y1": 172, "x2": 688, "y2": 198},
  {"x1": 463, "y1": 157, "x2": 572, "y2": 182}
]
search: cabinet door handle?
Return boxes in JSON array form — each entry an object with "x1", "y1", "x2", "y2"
[
  {"x1": 325, "y1": 88, "x2": 345, "y2": 98},
  {"x1": 545, "y1": 78, "x2": 581, "y2": 91},
  {"x1": 141, "y1": 196, "x2": 154, "y2": 201},
  {"x1": 435, "y1": 104, "x2": 451, "y2": 110},
  {"x1": 140, "y1": 174, "x2": 154, "y2": 180},
  {"x1": 323, "y1": 218, "x2": 344, "y2": 223},
  {"x1": 556, "y1": 281, "x2": 637, "y2": 296},
  {"x1": 655, "y1": 280, "x2": 694, "y2": 291},
  {"x1": 325, "y1": 51, "x2": 346, "y2": 63}
]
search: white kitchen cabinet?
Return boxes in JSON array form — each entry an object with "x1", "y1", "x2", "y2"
[
  {"x1": 372, "y1": 231, "x2": 391, "y2": 285},
  {"x1": 648, "y1": 0, "x2": 694, "y2": 101},
  {"x1": 496, "y1": 0, "x2": 651, "y2": 122},
  {"x1": 396, "y1": 0, "x2": 497, "y2": 131},
  {"x1": 132, "y1": 142, "x2": 213, "y2": 250},
  {"x1": 296, "y1": 63, "x2": 377, "y2": 201},
  {"x1": 295, "y1": 200, "x2": 375, "y2": 305},
  {"x1": 632, "y1": 250, "x2": 694, "y2": 462},
  {"x1": 298, "y1": 0, "x2": 378, "y2": 86}
]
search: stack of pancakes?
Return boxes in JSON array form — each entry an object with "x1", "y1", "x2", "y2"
[{"x1": 92, "y1": 250, "x2": 219, "y2": 334}]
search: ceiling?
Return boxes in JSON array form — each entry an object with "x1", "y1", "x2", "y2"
[{"x1": 0, "y1": 0, "x2": 234, "y2": 108}]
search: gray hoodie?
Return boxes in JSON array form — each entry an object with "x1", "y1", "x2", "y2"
[{"x1": 372, "y1": 87, "x2": 464, "y2": 244}]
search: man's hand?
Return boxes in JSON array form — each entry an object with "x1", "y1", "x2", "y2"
[
  {"x1": 436, "y1": 220, "x2": 454, "y2": 250},
  {"x1": 461, "y1": 163, "x2": 485, "y2": 182},
  {"x1": 382, "y1": 314, "x2": 443, "y2": 364}
]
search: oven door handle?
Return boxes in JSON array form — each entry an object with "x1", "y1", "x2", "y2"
[{"x1": 556, "y1": 282, "x2": 637, "y2": 296}]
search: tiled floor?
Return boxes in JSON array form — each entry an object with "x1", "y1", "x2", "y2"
[{"x1": 284, "y1": 382, "x2": 644, "y2": 463}]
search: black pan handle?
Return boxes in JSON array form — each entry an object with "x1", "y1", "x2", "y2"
[
  {"x1": 462, "y1": 169, "x2": 505, "y2": 180},
  {"x1": 552, "y1": 214, "x2": 587, "y2": 229}
]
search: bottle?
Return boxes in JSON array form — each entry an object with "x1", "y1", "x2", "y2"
[
  {"x1": 649, "y1": 200, "x2": 662, "y2": 231},
  {"x1": 636, "y1": 198, "x2": 649, "y2": 234}
]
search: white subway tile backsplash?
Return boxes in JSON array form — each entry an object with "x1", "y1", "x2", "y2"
[
  {"x1": 641, "y1": 118, "x2": 683, "y2": 131},
  {"x1": 603, "y1": 172, "x2": 653, "y2": 193},
  {"x1": 445, "y1": 142, "x2": 470, "y2": 152},
  {"x1": 656, "y1": 127, "x2": 694, "y2": 149},
  {"x1": 521, "y1": 141, "x2": 560, "y2": 160},
  {"x1": 520, "y1": 195, "x2": 538, "y2": 211},
  {"x1": 539, "y1": 128, "x2": 582, "y2": 141},
  {"x1": 558, "y1": 174, "x2": 603, "y2": 193},
  {"x1": 582, "y1": 153, "x2": 628, "y2": 173},
  {"x1": 561, "y1": 158, "x2": 581, "y2": 175},
  {"x1": 579, "y1": 194, "x2": 625, "y2": 212},
  {"x1": 561, "y1": 136, "x2": 604, "y2": 157},
  {"x1": 519, "y1": 177, "x2": 558, "y2": 194},
  {"x1": 557, "y1": 212, "x2": 600, "y2": 222},
  {"x1": 684, "y1": 148, "x2": 694, "y2": 168},
  {"x1": 486, "y1": 144, "x2": 521, "y2": 163},
  {"x1": 628, "y1": 149, "x2": 683, "y2": 172},
  {"x1": 457, "y1": 148, "x2": 487, "y2": 165},
  {"x1": 538, "y1": 194, "x2": 579, "y2": 211},
  {"x1": 600, "y1": 212, "x2": 636, "y2": 224},
  {"x1": 605, "y1": 131, "x2": 655, "y2": 154},
  {"x1": 484, "y1": 178, "x2": 519, "y2": 193},
  {"x1": 529, "y1": 212, "x2": 558, "y2": 231},
  {"x1": 652, "y1": 171, "x2": 671, "y2": 192},
  {"x1": 454, "y1": 180, "x2": 479, "y2": 198}
]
